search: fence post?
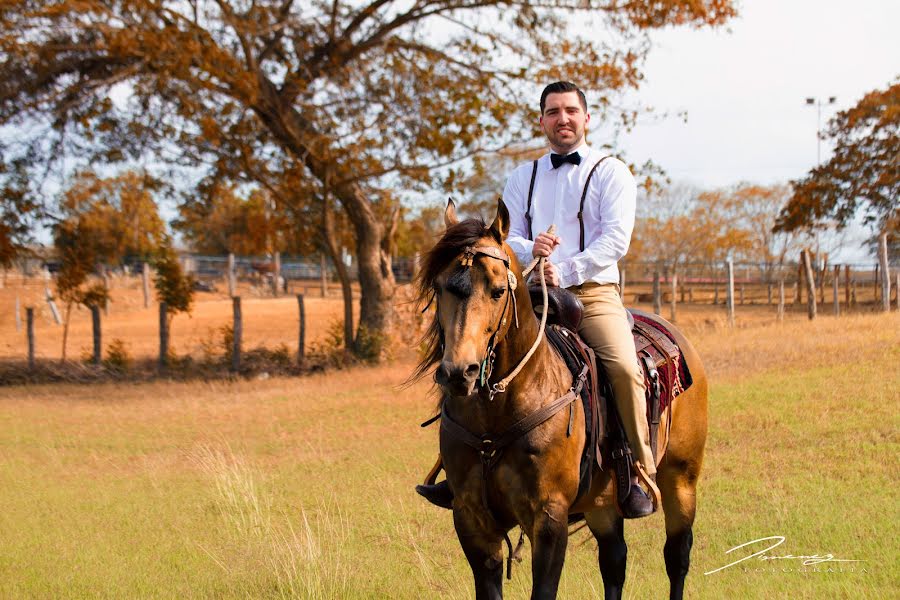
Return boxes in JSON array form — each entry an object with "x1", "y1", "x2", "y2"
[
  {"x1": 652, "y1": 270, "x2": 661, "y2": 315},
  {"x1": 273, "y1": 252, "x2": 281, "y2": 297},
  {"x1": 874, "y1": 264, "x2": 879, "y2": 303},
  {"x1": 777, "y1": 279, "x2": 785, "y2": 323},
  {"x1": 15, "y1": 293, "x2": 21, "y2": 332},
  {"x1": 896, "y1": 273, "x2": 900, "y2": 311},
  {"x1": 297, "y1": 294, "x2": 306, "y2": 364},
  {"x1": 320, "y1": 254, "x2": 328, "y2": 297},
  {"x1": 819, "y1": 253, "x2": 828, "y2": 305},
  {"x1": 159, "y1": 302, "x2": 168, "y2": 369},
  {"x1": 91, "y1": 305, "x2": 101, "y2": 365},
  {"x1": 833, "y1": 265, "x2": 840, "y2": 316},
  {"x1": 844, "y1": 265, "x2": 851, "y2": 307},
  {"x1": 232, "y1": 296, "x2": 242, "y2": 372},
  {"x1": 669, "y1": 273, "x2": 677, "y2": 322},
  {"x1": 726, "y1": 259, "x2": 735, "y2": 328},
  {"x1": 142, "y1": 262, "x2": 151, "y2": 308},
  {"x1": 879, "y1": 233, "x2": 891, "y2": 312},
  {"x1": 26, "y1": 307, "x2": 35, "y2": 370},
  {"x1": 767, "y1": 282, "x2": 773, "y2": 305},
  {"x1": 801, "y1": 250, "x2": 817, "y2": 320},
  {"x1": 713, "y1": 268, "x2": 720, "y2": 305},
  {"x1": 851, "y1": 279, "x2": 857, "y2": 307},
  {"x1": 739, "y1": 283, "x2": 745, "y2": 305},
  {"x1": 227, "y1": 253, "x2": 236, "y2": 297}
]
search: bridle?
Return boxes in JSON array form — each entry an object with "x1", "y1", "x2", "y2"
[{"x1": 432, "y1": 242, "x2": 542, "y2": 401}]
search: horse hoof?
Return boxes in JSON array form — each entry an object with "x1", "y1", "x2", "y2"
[{"x1": 416, "y1": 481, "x2": 454, "y2": 509}]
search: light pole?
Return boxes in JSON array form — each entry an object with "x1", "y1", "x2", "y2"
[{"x1": 805, "y1": 96, "x2": 836, "y2": 165}]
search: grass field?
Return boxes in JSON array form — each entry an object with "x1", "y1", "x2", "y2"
[{"x1": 0, "y1": 303, "x2": 897, "y2": 597}]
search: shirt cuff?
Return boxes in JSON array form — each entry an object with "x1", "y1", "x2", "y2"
[{"x1": 556, "y1": 259, "x2": 579, "y2": 289}]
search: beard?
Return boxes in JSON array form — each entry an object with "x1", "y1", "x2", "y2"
[{"x1": 544, "y1": 124, "x2": 584, "y2": 153}]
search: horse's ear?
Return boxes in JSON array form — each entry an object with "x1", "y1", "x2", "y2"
[
  {"x1": 444, "y1": 197, "x2": 459, "y2": 228},
  {"x1": 489, "y1": 198, "x2": 510, "y2": 243}
]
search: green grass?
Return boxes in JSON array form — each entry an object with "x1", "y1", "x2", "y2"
[{"x1": 0, "y1": 331, "x2": 897, "y2": 598}]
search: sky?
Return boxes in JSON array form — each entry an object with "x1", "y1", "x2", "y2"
[
  {"x1": 586, "y1": 0, "x2": 900, "y2": 262},
  {"x1": 614, "y1": 0, "x2": 898, "y2": 189}
]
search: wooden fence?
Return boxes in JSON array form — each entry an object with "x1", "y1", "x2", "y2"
[{"x1": 3, "y1": 248, "x2": 897, "y2": 371}]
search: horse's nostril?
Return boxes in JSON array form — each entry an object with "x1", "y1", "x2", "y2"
[
  {"x1": 435, "y1": 362, "x2": 452, "y2": 384},
  {"x1": 464, "y1": 363, "x2": 480, "y2": 379}
]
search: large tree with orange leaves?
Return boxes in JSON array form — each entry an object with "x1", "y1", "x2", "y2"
[
  {"x1": 0, "y1": 0, "x2": 735, "y2": 355},
  {"x1": 777, "y1": 81, "x2": 899, "y2": 235}
]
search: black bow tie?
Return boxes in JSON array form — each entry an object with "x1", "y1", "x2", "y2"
[{"x1": 550, "y1": 152, "x2": 581, "y2": 169}]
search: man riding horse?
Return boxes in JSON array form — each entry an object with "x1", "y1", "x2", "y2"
[{"x1": 418, "y1": 81, "x2": 660, "y2": 519}]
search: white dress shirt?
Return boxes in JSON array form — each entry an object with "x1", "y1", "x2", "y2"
[{"x1": 503, "y1": 143, "x2": 637, "y2": 289}]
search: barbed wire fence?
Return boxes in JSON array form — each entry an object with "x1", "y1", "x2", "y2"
[{"x1": 2, "y1": 248, "x2": 897, "y2": 374}]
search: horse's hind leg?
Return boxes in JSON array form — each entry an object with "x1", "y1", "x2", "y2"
[
  {"x1": 453, "y1": 511, "x2": 504, "y2": 600},
  {"x1": 585, "y1": 507, "x2": 627, "y2": 600},
  {"x1": 658, "y1": 465, "x2": 699, "y2": 600}
]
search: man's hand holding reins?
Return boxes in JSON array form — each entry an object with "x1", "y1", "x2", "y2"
[
  {"x1": 531, "y1": 232, "x2": 561, "y2": 287},
  {"x1": 532, "y1": 232, "x2": 560, "y2": 258}
]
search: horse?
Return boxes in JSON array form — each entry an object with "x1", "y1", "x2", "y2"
[{"x1": 412, "y1": 199, "x2": 708, "y2": 600}]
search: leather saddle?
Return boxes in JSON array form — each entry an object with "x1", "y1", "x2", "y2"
[{"x1": 528, "y1": 285, "x2": 692, "y2": 511}]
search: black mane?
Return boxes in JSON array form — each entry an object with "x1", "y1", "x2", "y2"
[{"x1": 409, "y1": 217, "x2": 491, "y2": 383}]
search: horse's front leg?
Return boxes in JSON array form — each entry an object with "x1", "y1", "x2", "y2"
[
  {"x1": 453, "y1": 507, "x2": 504, "y2": 600},
  {"x1": 529, "y1": 498, "x2": 569, "y2": 600}
]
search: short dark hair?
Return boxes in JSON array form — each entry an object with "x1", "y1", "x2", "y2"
[{"x1": 540, "y1": 82, "x2": 587, "y2": 114}]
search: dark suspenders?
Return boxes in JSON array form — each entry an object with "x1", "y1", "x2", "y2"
[
  {"x1": 525, "y1": 160, "x2": 538, "y2": 241},
  {"x1": 525, "y1": 155, "x2": 613, "y2": 251}
]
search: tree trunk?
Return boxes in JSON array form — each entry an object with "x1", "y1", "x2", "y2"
[
  {"x1": 321, "y1": 196, "x2": 356, "y2": 355},
  {"x1": 60, "y1": 302, "x2": 73, "y2": 362},
  {"x1": 253, "y1": 81, "x2": 396, "y2": 358},
  {"x1": 342, "y1": 187, "x2": 395, "y2": 353}
]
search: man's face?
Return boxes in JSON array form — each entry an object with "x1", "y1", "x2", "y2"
[{"x1": 540, "y1": 91, "x2": 590, "y2": 154}]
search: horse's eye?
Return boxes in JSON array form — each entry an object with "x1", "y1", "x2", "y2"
[{"x1": 491, "y1": 288, "x2": 506, "y2": 300}]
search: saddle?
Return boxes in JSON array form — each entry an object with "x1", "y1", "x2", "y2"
[{"x1": 530, "y1": 286, "x2": 693, "y2": 511}]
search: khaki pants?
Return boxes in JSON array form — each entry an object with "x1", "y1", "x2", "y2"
[{"x1": 570, "y1": 282, "x2": 655, "y2": 476}]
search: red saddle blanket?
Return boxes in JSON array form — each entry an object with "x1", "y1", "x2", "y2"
[{"x1": 629, "y1": 310, "x2": 693, "y2": 417}]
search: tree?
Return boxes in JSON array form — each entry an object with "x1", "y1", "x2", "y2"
[
  {"x1": 1, "y1": 0, "x2": 736, "y2": 356},
  {"x1": 153, "y1": 236, "x2": 195, "y2": 329},
  {"x1": 0, "y1": 156, "x2": 40, "y2": 267},
  {"x1": 53, "y1": 220, "x2": 109, "y2": 362},
  {"x1": 630, "y1": 183, "x2": 751, "y2": 273},
  {"x1": 728, "y1": 184, "x2": 810, "y2": 278},
  {"x1": 57, "y1": 170, "x2": 167, "y2": 266},
  {"x1": 777, "y1": 81, "x2": 899, "y2": 234},
  {"x1": 176, "y1": 184, "x2": 290, "y2": 256}
]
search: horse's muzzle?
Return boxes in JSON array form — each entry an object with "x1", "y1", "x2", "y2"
[{"x1": 435, "y1": 360, "x2": 480, "y2": 396}]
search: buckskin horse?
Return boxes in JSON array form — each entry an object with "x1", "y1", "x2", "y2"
[{"x1": 412, "y1": 200, "x2": 707, "y2": 599}]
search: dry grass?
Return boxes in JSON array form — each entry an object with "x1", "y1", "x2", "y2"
[
  {"x1": 0, "y1": 273, "x2": 357, "y2": 362},
  {"x1": 0, "y1": 277, "x2": 897, "y2": 597}
]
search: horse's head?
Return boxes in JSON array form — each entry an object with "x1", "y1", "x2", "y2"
[{"x1": 414, "y1": 199, "x2": 520, "y2": 398}]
